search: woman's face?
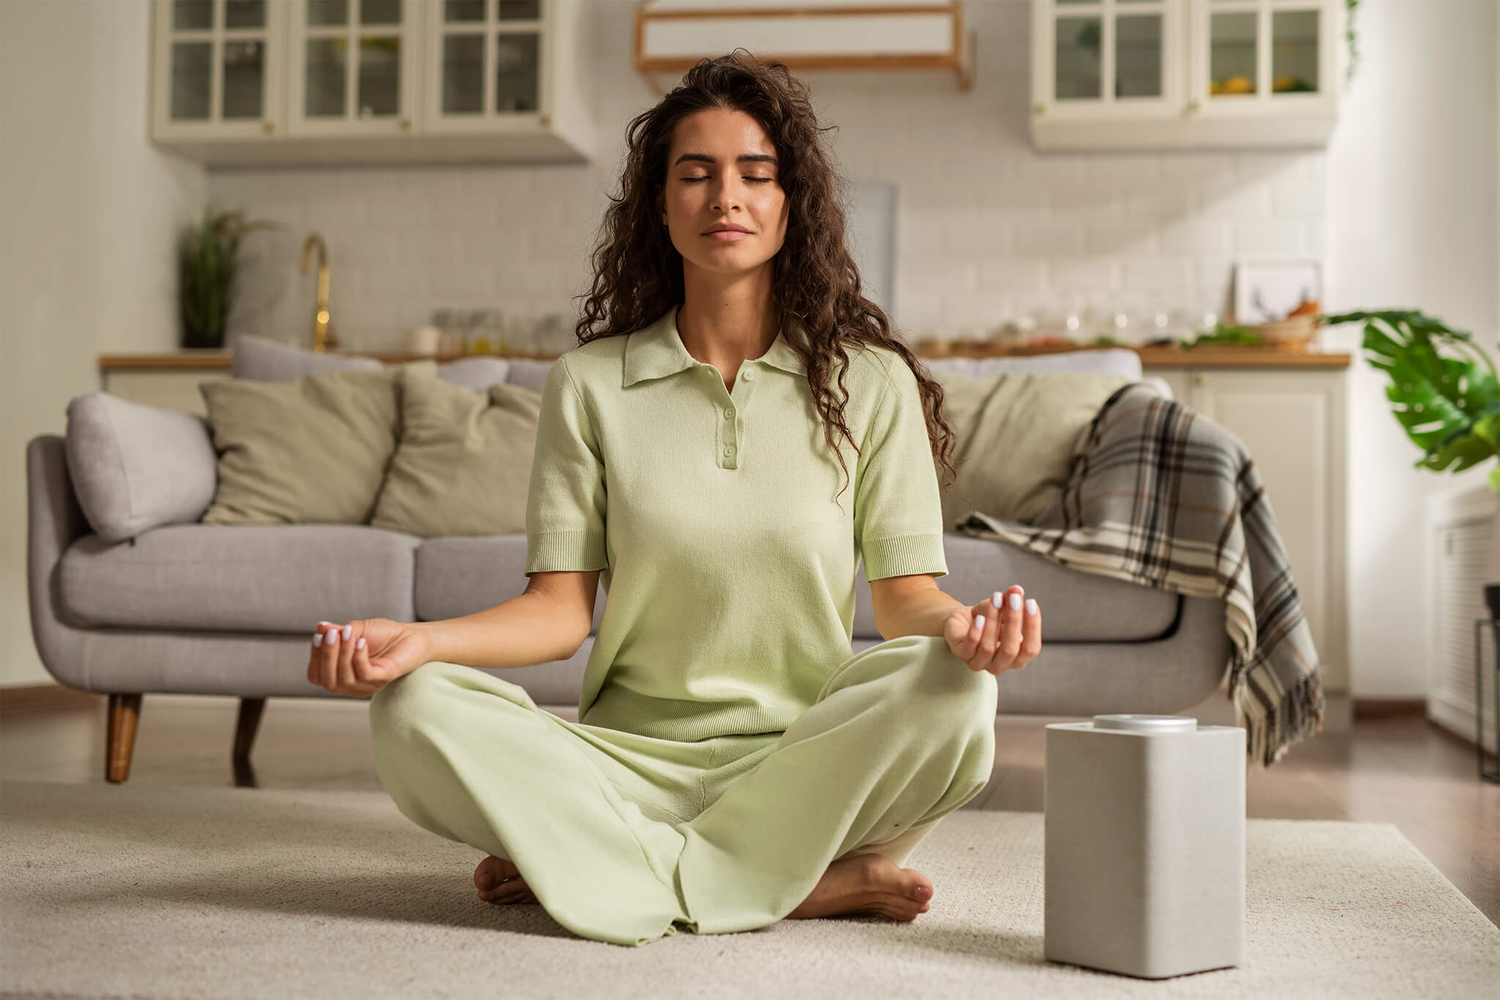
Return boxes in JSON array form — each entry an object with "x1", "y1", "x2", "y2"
[{"x1": 658, "y1": 108, "x2": 790, "y2": 280}]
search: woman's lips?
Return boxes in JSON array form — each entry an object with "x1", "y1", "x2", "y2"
[{"x1": 704, "y1": 230, "x2": 751, "y2": 241}]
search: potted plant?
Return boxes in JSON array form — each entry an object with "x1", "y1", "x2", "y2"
[
  {"x1": 1322, "y1": 308, "x2": 1500, "y2": 619},
  {"x1": 176, "y1": 201, "x2": 282, "y2": 350}
]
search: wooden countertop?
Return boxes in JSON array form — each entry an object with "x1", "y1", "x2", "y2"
[{"x1": 98, "y1": 343, "x2": 1352, "y2": 371}]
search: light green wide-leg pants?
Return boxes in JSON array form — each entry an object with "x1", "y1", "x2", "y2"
[{"x1": 368, "y1": 633, "x2": 997, "y2": 947}]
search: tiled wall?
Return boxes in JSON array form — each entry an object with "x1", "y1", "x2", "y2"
[{"x1": 212, "y1": 0, "x2": 1328, "y2": 353}]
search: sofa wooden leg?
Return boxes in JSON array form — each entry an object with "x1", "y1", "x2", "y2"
[
  {"x1": 234, "y1": 697, "x2": 266, "y2": 768},
  {"x1": 105, "y1": 694, "x2": 142, "y2": 784}
]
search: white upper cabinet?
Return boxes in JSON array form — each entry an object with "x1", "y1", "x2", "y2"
[
  {"x1": 1031, "y1": 0, "x2": 1342, "y2": 150},
  {"x1": 150, "y1": 0, "x2": 595, "y2": 166}
]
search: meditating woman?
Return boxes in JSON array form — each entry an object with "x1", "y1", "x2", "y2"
[{"x1": 305, "y1": 51, "x2": 1042, "y2": 947}]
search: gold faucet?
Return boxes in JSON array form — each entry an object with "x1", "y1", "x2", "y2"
[{"x1": 299, "y1": 232, "x2": 338, "y2": 352}]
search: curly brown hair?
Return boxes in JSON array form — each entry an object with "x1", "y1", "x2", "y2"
[{"x1": 571, "y1": 50, "x2": 957, "y2": 509}]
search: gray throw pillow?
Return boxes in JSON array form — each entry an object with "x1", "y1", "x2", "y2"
[{"x1": 64, "y1": 392, "x2": 219, "y2": 544}]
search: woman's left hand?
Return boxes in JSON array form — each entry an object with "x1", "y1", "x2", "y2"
[{"x1": 944, "y1": 584, "x2": 1041, "y2": 675}]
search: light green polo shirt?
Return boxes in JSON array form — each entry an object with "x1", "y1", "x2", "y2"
[{"x1": 524, "y1": 304, "x2": 948, "y2": 742}]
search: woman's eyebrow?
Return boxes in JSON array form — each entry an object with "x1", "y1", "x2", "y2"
[{"x1": 673, "y1": 152, "x2": 778, "y2": 167}]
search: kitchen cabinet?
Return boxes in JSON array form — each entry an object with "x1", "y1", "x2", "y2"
[
  {"x1": 1146, "y1": 364, "x2": 1348, "y2": 693},
  {"x1": 1031, "y1": 0, "x2": 1343, "y2": 150},
  {"x1": 149, "y1": 0, "x2": 594, "y2": 166}
]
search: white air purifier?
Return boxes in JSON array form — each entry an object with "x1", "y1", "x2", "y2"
[{"x1": 1043, "y1": 714, "x2": 1246, "y2": 979}]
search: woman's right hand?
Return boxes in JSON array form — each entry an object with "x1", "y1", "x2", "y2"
[{"x1": 307, "y1": 617, "x2": 433, "y2": 698}]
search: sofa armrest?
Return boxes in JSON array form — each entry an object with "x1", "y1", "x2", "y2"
[
  {"x1": 64, "y1": 392, "x2": 218, "y2": 544},
  {"x1": 27, "y1": 435, "x2": 94, "y2": 688}
]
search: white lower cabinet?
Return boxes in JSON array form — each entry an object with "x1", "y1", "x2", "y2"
[{"x1": 1146, "y1": 365, "x2": 1349, "y2": 694}]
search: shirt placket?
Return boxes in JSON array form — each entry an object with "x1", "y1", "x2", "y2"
[{"x1": 717, "y1": 364, "x2": 756, "y2": 470}]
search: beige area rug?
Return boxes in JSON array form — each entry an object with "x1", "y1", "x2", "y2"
[{"x1": 1, "y1": 781, "x2": 1496, "y2": 1000}]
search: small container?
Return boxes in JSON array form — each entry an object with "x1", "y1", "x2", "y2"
[
  {"x1": 1044, "y1": 714, "x2": 1245, "y2": 979},
  {"x1": 407, "y1": 325, "x2": 440, "y2": 356}
]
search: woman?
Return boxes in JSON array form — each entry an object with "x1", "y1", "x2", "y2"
[{"x1": 307, "y1": 52, "x2": 1042, "y2": 947}]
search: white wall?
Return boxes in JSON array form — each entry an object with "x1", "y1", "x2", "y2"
[
  {"x1": 1323, "y1": 0, "x2": 1500, "y2": 697},
  {"x1": 2, "y1": 0, "x2": 1496, "y2": 699},
  {"x1": 0, "y1": 0, "x2": 203, "y2": 686}
]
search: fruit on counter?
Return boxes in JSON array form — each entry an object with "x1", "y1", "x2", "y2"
[
  {"x1": 1285, "y1": 298, "x2": 1321, "y2": 318},
  {"x1": 1025, "y1": 336, "x2": 1078, "y2": 348},
  {"x1": 1272, "y1": 74, "x2": 1315, "y2": 93}
]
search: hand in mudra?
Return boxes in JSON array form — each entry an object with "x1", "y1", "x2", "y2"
[
  {"x1": 307, "y1": 617, "x2": 432, "y2": 698},
  {"x1": 944, "y1": 584, "x2": 1041, "y2": 675}
]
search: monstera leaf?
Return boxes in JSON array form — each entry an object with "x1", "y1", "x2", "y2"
[{"x1": 1324, "y1": 309, "x2": 1500, "y2": 491}]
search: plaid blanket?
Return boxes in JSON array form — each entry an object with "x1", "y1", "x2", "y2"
[{"x1": 954, "y1": 381, "x2": 1326, "y2": 768}]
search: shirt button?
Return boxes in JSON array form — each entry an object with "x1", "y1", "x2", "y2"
[
  {"x1": 723, "y1": 445, "x2": 735, "y2": 456},
  {"x1": 723, "y1": 407, "x2": 734, "y2": 419},
  {"x1": 743, "y1": 370, "x2": 755, "y2": 381}
]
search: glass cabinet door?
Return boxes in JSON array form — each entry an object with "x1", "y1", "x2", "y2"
[
  {"x1": 1197, "y1": 0, "x2": 1328, "y2": 110},
  {"x1": 287, "y1": 0, "x2": 421, "y2": 135},
  {"x1": 154, "y1": 0, "x2": 283, "y2": 137},
  {"x1": 427, "y1": 0, "x2": 547, "y2": 132},
  {"x1": 1038, "y1": 0, "x2": 1177, "y2": 120}
]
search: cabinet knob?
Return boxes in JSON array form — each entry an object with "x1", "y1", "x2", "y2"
[
  {"x1": 1193, "y1": 372, "x2": 1207, "y2": 387},
  {"x1": 261, "y1": 120, "x2": 274, "y2": 134},
  {"x1": 400, "y1": 117, "x2": 412, "y2": 132},
  {"x1": 1032, "y1": 102, "x2": 1047, "y2": 116},
  {"x1": 1188, "y1": 99, "x2": 1203, "y2": 114},
  {"x1": 539, "y1": 113, "x2": 551, "y2": 127}
]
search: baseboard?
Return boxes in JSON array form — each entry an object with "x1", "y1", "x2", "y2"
[
  {"x1": 1352, "y1": 697, "x2": 1427, "y2": 719},
  {"x1": 0, "y1": 684, "x2": 103, "y2": 717}
]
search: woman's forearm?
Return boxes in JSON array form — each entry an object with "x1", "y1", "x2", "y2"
[
  {"x1": 880, "y1": 588, "x2": 968, "y2": 640},
  {"x1": 413, "y1": 592, "x2": 586, "y2": 670}
]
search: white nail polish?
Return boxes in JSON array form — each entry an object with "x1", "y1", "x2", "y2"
[
  {"x1": 341, "y1": 624, "x2": 352, "y2": 640},
  {"x1": 356, "y1": 637, "x2": 365, "y2": 650},
  {"x1": 312, "y1": 633, "x2": 323, "y2": 648},
  {"x1": 974, "y1": 614, "x2": 986, "y2": 630},
  {"x1": 327, "y1": 628, "x2": 338, "y2": 643},
  {"x1": 1026, "y1": 598, "x2": 1038, "y2": 615},
  {"x1": 991, "y1": 590, "x2": 1002, "y2": 609},
  {"x1": 1009, "y1": 592, "x2": 1023, "y2": 611}
]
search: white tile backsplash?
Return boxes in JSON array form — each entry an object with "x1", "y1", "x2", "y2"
[{"x1": 211, "y1": 0, "x2": 1327, "y2": 351}]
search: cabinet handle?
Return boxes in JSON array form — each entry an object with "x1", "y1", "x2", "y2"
[
  {"x1": 400, "y1": 117, "x2": 412, "y2": 132},
  {"x1": 1188, "y1": 99, "x2": 1203, "y2": 114},
  {"x1": 1032, "y1": 102, "x2": 1047, "y2": 117},
  {"x1": 1193, "y1": 372, "x2": 1207, "y2": 387},
  {"x1": 539, "y1": 113, "x2": 551, "y2": 127},
  {"x1": 261, "y1": 120, "x2": 274, "y2": 134}
]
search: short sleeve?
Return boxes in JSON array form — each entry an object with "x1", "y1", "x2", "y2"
[
  {"x1": 853, "y1": 355, "x2": 949, "y2": 581},
  {"x1": 524, "y1": 355, "x2": 608, "y2": 575}
]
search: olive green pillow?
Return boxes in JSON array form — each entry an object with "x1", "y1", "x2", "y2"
[
  {"x1": 198, "y1": 365, "x2": 415, "y2": 527},
  {"x1": 369, "y1": 361, "x2": 543, "y2": 537},
  {"x1": 933, "y1": 370, "x2": 1133, "y2": 527}
]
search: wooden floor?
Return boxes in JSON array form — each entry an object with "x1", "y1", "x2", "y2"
[{"x1": 2, "y1": 693, "x2": 1496, "y2": 928}]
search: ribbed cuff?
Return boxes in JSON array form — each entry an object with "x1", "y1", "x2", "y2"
[
  {"x1": 861, "y1": 532, "x2": 948, "y2": 581},
  {"x1": 526, "y1": 530, "x2": 608, "y2": 574}
]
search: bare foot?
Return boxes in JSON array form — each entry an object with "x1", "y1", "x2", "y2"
[
  {"x1": 473, "y1": 855, "x2": 537, "y2": 906},
  {"x1": 786, "y1": 852, "x2": 933, "y2": 921}
]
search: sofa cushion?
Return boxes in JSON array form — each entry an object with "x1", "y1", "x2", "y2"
[
  {"x1": 198, "y1": 366, "x2": 420, "y2": 527},
  {"x1": 231, "y1": 334, "x2": 386, "y2": 381},
  {"x1": 58, "y1": 524, "x2": 421, "y2": 633},
  {"x1": 857, "y1": 533, "x2": 1178, "y2": 642},
  {"x1": 414, "y1": 535, "x2": 607, "y2": 629},
  {"x1": 64, "y1": 392, "x2": 220, "y2": 544},
  {"x1": 370, "y1": 365, "x2": 542, "y2": 537}
]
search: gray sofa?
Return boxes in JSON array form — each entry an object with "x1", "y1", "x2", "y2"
[{"x1": 26, "y1": 337, "x2": 1231, "y2": 783}]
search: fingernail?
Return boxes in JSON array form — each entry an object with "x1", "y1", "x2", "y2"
[
  {"x1": 915, "y1": 886, "x2": 931, "y2": 900},
  {"x1": 1009, "y1": 592, "x2": 1022, "y2": 611},
  {"x1": 356, "y1": 637, "x2": 365, "y2": 650},
  {"x1": 1026, "y1": 598, "x2": 1038, "y2": 615},
  {"x1": 974, "y1": 614, "x2": 985, "y2": 630},
  {"x1": 991, "y1": 590, "x2": 1002, "y2": 609},
  {"x1": 326, "y1": 628, "x2": 338, "y2": 643},
  {"x1": 342, "y1": 624, "x2": 352, "y2": 641},
  {"x1": 312, "y1": 632, "x2": 323, "y2": 647},
  {"x1": 319, "y1": 621, "x2": 330, "y2": 626}
]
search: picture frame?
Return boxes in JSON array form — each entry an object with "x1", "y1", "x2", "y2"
[{"x1": 1233, "y1": 257, "x2": 1322, "y2": 325}]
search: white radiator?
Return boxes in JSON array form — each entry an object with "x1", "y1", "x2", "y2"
[{"x1": 1425, "y1": 482, "x2": 1499, "y2": 757}]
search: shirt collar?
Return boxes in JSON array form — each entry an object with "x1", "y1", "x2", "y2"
[{"x1": 622, "y1": 304, "x2": 808, "y2": 388}]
